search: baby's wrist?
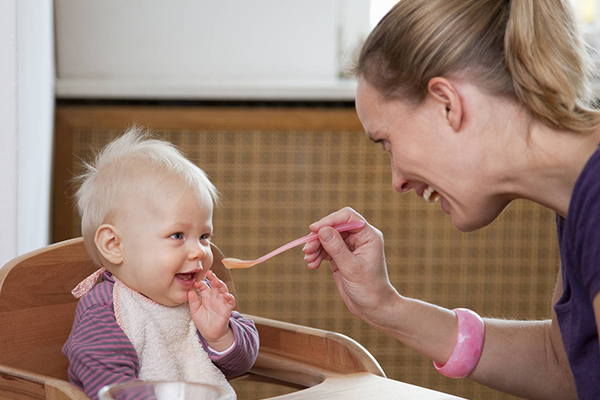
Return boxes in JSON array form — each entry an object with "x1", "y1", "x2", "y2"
[{"x1": 204, "y1": 327, "x2": 234, "y2": 352}]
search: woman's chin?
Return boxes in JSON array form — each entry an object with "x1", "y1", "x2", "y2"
[
  {"x1": 451, "y1": 210, "x2": 500, "y2": 233},
  {"x1": 451, "y1": 218, "x2": 476, "y2": 233}
]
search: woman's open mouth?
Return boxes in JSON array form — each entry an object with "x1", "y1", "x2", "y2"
[{"x1": 423, "y1": 185, "x2": 440, "y2": 203}]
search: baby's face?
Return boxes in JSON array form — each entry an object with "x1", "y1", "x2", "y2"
[{"x1": 114, "y1": 182, "x2": 214, "y2": 306}]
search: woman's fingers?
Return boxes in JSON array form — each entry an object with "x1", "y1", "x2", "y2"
[
  {"x1": 309, "y1": 207, "x2": 363, "y2": 233},
  {"x1": 305, "y1": 208, "x2": 365, "y2": 270},
  {"x1": 310, "y1": 247, "x2": 331, "y2": 269},
  {"x1": 317, "y1": 227, "x2": 359, "y2": 272}
]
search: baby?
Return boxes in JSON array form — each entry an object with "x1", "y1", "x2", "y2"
[{"x1": 62, "y1": 128, "x2": 259, "y2": 400}]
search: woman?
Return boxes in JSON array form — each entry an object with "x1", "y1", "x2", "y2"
[{"x1": 302, "y1": 1, "x2": 600, "y2": 399}]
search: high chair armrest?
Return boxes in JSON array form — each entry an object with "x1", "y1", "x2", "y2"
[
  {"x1": 243, "y1": 315, "x2": 464, "y2": 399},
  {"x1": 0, "y1": 363, "x2": 89, "y2": 400},
  {"x1": 244, "y1": 314, "x2": 385, "y2": 387}
]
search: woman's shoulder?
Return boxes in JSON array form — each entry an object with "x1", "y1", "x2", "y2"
[{"x1": 570, "y1": 146, "x2": 600, "y2": 218}]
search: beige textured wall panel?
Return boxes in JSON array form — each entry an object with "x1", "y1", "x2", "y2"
[{"x1": 55, "y1": 110, "x2": 559, "y2": 399}]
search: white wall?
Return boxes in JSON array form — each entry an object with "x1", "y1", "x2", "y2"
[
  {"x1": 54, "y1": 0, "x2": 370, "y2": 100},
  {"x1": 17, "y1": 0, "x2": 55, "y2": 257},
  {"x1": 0, "y1": 0, "x2": 18, "y2": 267},
  {"x1": 0, "y1": 0, "x2": 55, "y2": 267},
  {"x1": 56, "y1": 0, "x2": 339, "y2": 81}
]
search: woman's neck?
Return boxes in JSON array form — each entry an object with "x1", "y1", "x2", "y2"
[{"x1": 506, "y1": 121, "x2": 600, "y2": 218}]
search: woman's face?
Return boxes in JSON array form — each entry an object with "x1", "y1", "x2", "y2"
[{"x1": 355, "y1": 78, "x2": 511, "y2": 232}]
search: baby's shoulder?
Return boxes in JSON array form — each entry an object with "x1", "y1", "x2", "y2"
[{"x1": 76, "y1": 277, "x2": 115, "y2": 312}]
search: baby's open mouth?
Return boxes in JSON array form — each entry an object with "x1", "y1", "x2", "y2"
[
  {"x1": 175, "y1": 272, "x2": 196, "y2": 281},
  {"x1": 423, "y1": 185, "x2": 440, "y2": 203}
]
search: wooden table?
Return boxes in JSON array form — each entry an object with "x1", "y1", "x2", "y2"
[
  {"x1": 241, "y1": 314, "x2": 466, "y2": 399},
  {"x1": 268, "y1": 372, "x2": 466, "y2": 399}
]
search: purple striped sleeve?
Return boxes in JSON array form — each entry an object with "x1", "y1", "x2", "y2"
[
  {"x1": 63, "y1": 279, "x2": 140, "y2": 400},
  {"x1": 200, "y1": 311, "x2": 259, "y2": 377}
]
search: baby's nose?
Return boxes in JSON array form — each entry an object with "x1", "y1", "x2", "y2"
[{"x1": 189, "y1": 243, "x2": 207, "y2": 260}]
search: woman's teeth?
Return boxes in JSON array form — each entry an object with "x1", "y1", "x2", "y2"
[{"x1": 423, "y1": 186, "x2": 440, "y2": 203}]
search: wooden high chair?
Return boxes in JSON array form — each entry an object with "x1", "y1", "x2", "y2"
[{"x1": 0, "y1": 238, "x2": 388, "y2": 399}]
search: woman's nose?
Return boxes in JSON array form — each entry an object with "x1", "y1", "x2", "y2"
[{"x1": 392, "y1": 170, "x2": 411, "y2": 194}]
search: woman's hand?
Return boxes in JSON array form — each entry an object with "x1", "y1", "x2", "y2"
[
  {"x1": 188, "y1": 270, "x2": 235, "y2": 351},
  {"x1": 303, "y1": 207, "x2": 400, "y2": 328}
]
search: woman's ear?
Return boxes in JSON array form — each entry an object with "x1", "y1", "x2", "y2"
[
  {"x1": 95, "y1": 224, "x2": 123, "y2": 266},
  {"x1": 427, "y1": 77, "x2": 463, "y2": 132}
]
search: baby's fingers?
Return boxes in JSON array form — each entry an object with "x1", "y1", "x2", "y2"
[
  {"x1": 224, "y1": 292, "x2": 235, "y2": 306},
  {"x1": 207, "y1": 270, "x2": 229, "y2": 294},
  {"x1": 194, "y1": 279, "x2": 210, "y2": 298},
  {"x1": 188, "y1": 289, "x2": 201, "y2": 313}
]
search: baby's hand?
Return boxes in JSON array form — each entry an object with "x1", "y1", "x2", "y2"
[{"x1": 188, "y1": 270, "x2": 235, "y2": 351}]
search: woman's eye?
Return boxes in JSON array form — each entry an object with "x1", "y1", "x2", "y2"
[
  {"x1": 170, "y1": 232, "x2": 184, "y2": 240},
  {"x1": 375, "y1": 139, "x2": 387, "y2": 150}
]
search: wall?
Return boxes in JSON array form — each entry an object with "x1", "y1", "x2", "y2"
[
  {"x1": 54, "y1": 0, "x2": 370, "y2": 100},
  {"x1": 0, "y1": 0, "x2": 18, "y2": 267},
  {"x1": 0, "y1": 0, "x2": 54, "y2": 266},
  {"x1": 52, "y1": 107, "x2": 560, "y2": 399}
]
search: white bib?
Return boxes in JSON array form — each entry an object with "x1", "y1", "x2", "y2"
[{"x1": 113, "y1": 278, "x2": 236, "y2": 399}]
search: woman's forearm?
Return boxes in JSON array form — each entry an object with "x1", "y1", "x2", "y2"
[
  {"x1": 369, "y1": 296, "x2": 576, "y2": 399},
  {"x1": 472, "y1": 318, "x2": 575, "y2": 399},
  {"x1": 371, "y1": 295, "x2": 457, "y2": 364}
]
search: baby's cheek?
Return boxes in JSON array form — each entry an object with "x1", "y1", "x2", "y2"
[{"x1": 204, "y1": 254, "x2": 214, "y2": 269}]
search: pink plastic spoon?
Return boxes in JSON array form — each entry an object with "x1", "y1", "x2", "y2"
[{"x1": 221, "y1": 220, "x2": 366, "y2": 269}]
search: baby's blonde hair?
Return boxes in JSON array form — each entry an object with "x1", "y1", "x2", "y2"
[
  {"x1": 356, "y1": 0, "x2": 600, "y2": 132},
  {"x1": 75, "y1": 127, "x2": 219, "y2": 266}
]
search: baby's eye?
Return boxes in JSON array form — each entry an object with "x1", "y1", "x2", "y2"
[
  {"x1": 170, "y1": 232, "x2": 184, "y2": 240},
  {"x1": 200, "y1": 233, "x2": 211, "y2": 241}
]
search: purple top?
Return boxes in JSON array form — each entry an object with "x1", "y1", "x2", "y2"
[
  {"x1": 62, "y1": 272, "x2": 259, "y2": 400},
  {"x1": 555, "y1": 145, "x2": 600, "y2": 400}
]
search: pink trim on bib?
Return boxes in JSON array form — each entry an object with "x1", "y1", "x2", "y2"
[{"x1": 71, "y1": 267, "x2": 106, "y2": 298}]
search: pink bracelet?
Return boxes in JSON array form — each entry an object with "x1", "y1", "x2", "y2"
[{"x1": 433, "y1": 308, "x2": 485, "y2": 379}]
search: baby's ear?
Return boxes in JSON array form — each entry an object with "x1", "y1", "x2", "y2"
[{"x1": 95, "y1": 224, "x2": 124, "y2": 265}]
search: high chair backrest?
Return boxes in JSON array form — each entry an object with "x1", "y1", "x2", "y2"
[{"x1": 0, "y1": 238, "x2": 234, "y2": 381}]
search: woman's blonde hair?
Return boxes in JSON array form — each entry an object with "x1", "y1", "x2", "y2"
[
  {"x1": 355, "y1": 0, "x2": 600, "y2": 132},
  {"x1": 75, "y1": 127, "x2": 219, "y2": 266}
]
